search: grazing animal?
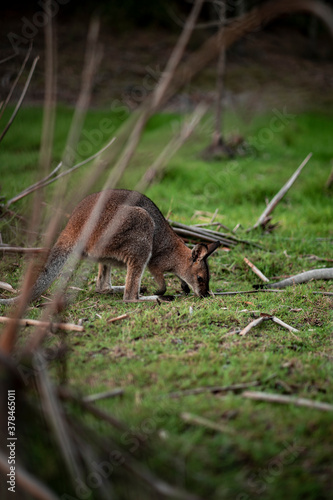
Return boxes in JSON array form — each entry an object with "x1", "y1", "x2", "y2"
[{"x1": 0, "y1": 189, "x2": 220, "y2": 304}]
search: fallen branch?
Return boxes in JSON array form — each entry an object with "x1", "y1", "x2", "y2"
[
  {"x1": 0, "y1": 246, "x2": 46, "y2": 254},
  {"x1": 243, "y1": 390, "x2": 333, "y2": 412},
  {"x1": 181, "y1": 412, "x2": 235, "y2": 434},
  {"x1": 239, "y1": 314, "x2": 300, "y2": 338},
  {"x1": 83, "y1": 388, "x2": 124, "y2": 403},
  {"x1": 0, "y1": 316, "x2": 84, "y2": 332},
  {"x1": 244, "y1": 257, "x2": 269, "y2": 282},
  {"x1": 266, "y1": 268, "x2": 333, "y2": 289},
  {"x1": 247, "y1": 153, "x2": 312, "y2": 232},
  {"x1": 0, "y1": 281, "x2": 17, "y2": 293},
  {"x1": 168, "y1": 380, "x2": 260, "y2": 398},
  {"x1": 239, "y1": 316, "x2": 266, "y2": 336},
  {"x1": 169, "y1": 220, "x2": 263, "y2": 248},
  {"x1": 214, "y1": 290, "x2": 284, "y2": 295},
  {"x1": 107, "y1": 313, "x2": 129, "y2": 324}
]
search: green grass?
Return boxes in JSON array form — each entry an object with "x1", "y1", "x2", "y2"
[{"x1": 0, "y1": 105, "x2": 333, "y2": 499}]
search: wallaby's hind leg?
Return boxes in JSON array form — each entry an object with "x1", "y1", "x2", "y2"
[
  {"x1": 96, "y1": 263, "x2": 125, "y2": 294},
  {"x1": 123, "y1": 261, "x2": 147, "y2": 302}
]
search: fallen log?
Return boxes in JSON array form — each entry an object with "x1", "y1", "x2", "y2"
[{"x1": 265, "y1": 268, "x2": 333, "y2": 289}]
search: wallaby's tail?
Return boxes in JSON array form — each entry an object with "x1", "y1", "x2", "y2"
[{"x1": 0, "y1": 245, "x2": 71, "y2": 306}]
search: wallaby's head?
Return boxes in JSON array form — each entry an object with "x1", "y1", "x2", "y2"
[{"x1": 183, "y1": 241, "x2": 221, "y2": 297}]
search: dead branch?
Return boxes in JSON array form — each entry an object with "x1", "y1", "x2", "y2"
[
  {"x1": 0, "y1": 316, "x2": 84, "y2": 332},
  {"x1": 0, "y1": 41, "x2": 33, "y2": 122},
  {"x1": 181, "y1": 412, "x2": 235, "y2": 434},
  {"x1": 271, "y1": 316, "x2": 299, "y2": 333},
  {"x1": 214, "y1": 290, "x2": 284, "y2": 295},
  {"x1": 6, "y1": 137, "x2": 116, "y2": 207},
  {"x1": 169, "y1": 220, "x2": 263, "y2": 249},
  {"x1": 83, "y1": 388, "x2": 124, "y2": 403},
  {"x1": 0, "y1": 246, "x2": 46, "y2": 254},
  {"x1": 168, "y1": 380, "x2": 260, "y2": 398},
  {"x1": 266, "y1": 268, "x2": 333, "y2": 289},
  {"x1": 239, "y1": 316, "x2": 266, "y2": 336},
  {"x1": 247, "y1": 153, "x2": 312, "y2": 232},
  {"x1": 243, "y1": 390, "x2": 333, "y2": 412},
  {"x1": 244, "y1": 257, "x2": 269, "y2": 282},
  {"x1": 0, "y1": 56, "x2": 39, "y2": 144},
  {"x1": 0, "y1": 282, "x2": 17, "y2": 294},
  {"x1": 107, "y1": 313, "x2": 129, "y2": 324},
  {"x1": 34, "y1": 352, "x2": 84, "y2": 483}
]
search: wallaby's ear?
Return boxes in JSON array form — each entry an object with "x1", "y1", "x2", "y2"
[
  {"x1": 192, "y1": 241, "x2": 220, "y2": 262},
  {"x1": 205, "y1": 240, "x2": 221, "y2": 259},
  {"x1": 191, "y1": 244, "x2": 208, "y2": 262}
]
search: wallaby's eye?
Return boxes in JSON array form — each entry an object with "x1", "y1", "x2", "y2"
[{"x1": 197, "y1": 276, "x2": 204, "y2": 283}]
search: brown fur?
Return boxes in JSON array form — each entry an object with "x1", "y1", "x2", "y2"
[{"x1": 0, "y1": 190, "x2": 220, "y2": 304}]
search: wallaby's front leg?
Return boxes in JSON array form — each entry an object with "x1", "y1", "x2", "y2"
[{"x1": 148, "y1": 265, "x2": 166, "y2": 295}]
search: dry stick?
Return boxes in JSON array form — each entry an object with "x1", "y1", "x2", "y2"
[
  {"x1": 0, "y1": 246, "x2": 46, "y2": 254},
  {"x1": 6, "y1": 137, "x2": 115, "y2": 207},
  {"x1": 0, "y1": 451, "x2": 59, "y2": 500},
  {"x1": 83, "y1": 388, "x2": 124, "y2": 403},
  {"x1": 239, "y1": 316, "x2": 266, "y2": 336},
  {"x1": 106, "y1": 0, "x2": 204, "y2": 189},
  {"x1": 168, "y1": 380, "x2": 261, "y2": 398},
  {"x1": 0, "y1": 316, "x2": 84, "y2": 332},
  {"x1": 0, "y1": 56, "x2": 39, "y2": 143},
  {"x1": 214, "y1": 290, "x2": 284, "y2": 296},
  {"x1": 314, "y1": 291, "x2": 333, "y2": 296},
  {"x1": 181, "y1": 412, "x2": 235, "y2": 434},
  {"x1": 244, "y1": 257, "x2": 269, "y2": 282},
  {"x1": 271, "y1": 316, "x2": 299, "y2": 333},
  {"x1": 243, "y1": 390, "x2": 333, "y2": 412},
  {"x1": 136, "y1": 103, "x2": 207, "y2": 192},
  {"x1": 247, "y1": 153, "x2": 312, "y2": 232},
  {"x1": 34, "y1": 352, "x2": 85, "y2": 484},
  {"x1": 58, "y1": 387, "x2": 129, "y2": 433},
  {"x1": 0, "y1": 282, "x2": 17, "y2": 293},
  {"x1": 0, "y1": 41, "x2": 33, "y2": 121},
  {"x1": 107, "y1": 313, "x2": 129, "y2": 324}
]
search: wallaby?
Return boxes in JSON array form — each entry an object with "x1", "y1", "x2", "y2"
[{"x1": 0, "y1": 189, "x2": 220, "y2": 304}]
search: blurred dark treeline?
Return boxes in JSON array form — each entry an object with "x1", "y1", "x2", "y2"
[{"x1": 1, "y1": 0, "x2": 332, "y2": 33}]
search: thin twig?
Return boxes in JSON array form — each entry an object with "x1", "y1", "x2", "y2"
[
  {"x1": 0, "y1": 316, "x2": 84, "y2": 332},
  {"x1": 214, "y1": 290, "x2": 285, "y2": 295},
  {"x1": 0, "y1": 41, "x2": 33, "y2": 121},
  {"x1": 181, "y1": 412, "x2": 235, "y2": 434},
  {"x1": 107, "y1": 313, "x2": 129, "y2": 324},
  {"x1": 239, "y1": 316, "x2": 266, "y2": 336},
  {"x1": 244, "y1": 257, "x2": 269, "y2": 282},
  {"x1": 34, "y1": 352, "x2": 85, "y2": 483},
  {"x1": 243, "y1": 390, "x2": 333, "y2": 412},
  {"x1": 0, "y1": 56, "x2": 39, "y2": 143},
  {"x1": 6, "y1": 137, "x2": 116, "y2": 207},
  {"x1": 83, "y1": 388, "x2": 124, "y2": 403},
  {"x1": 168, "y1": 380, "x2": 261, "y2": 398},
  {"x1": 0, "y1": 246, "x2": 46, "y2": 254},
  {"x1": 247, "y1": 153, "x2": 312, "y2": 231}
]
